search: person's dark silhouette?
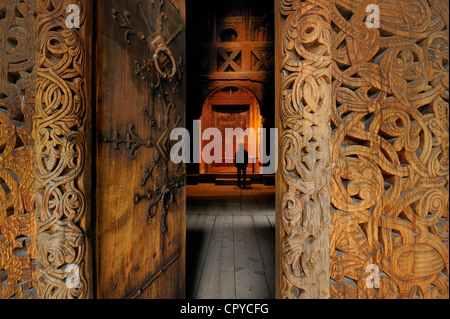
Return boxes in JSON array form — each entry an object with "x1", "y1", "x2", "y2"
[{"x1": 234, "y1": 143, "x2": 248, "y2": 188}]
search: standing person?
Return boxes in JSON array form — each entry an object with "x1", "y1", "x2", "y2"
[{"x1": 234, "y1": 143, "x2": 249, "y2": 188}]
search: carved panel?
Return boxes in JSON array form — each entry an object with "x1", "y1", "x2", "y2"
[
  {"x1": 35, "y1": 0, "x2": 92, "y2": 299},
  {"x1": 329, "y1": 0, "x2": 449, "y2": 299},
  {"x1": 277, "y1": 0, "x2": 332, "y2": 299},
  {"x1": 0, "y1": 0, "x2": 37, "y2": 299}
]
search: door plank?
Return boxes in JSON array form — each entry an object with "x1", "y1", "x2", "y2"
[{"x1": 96, "y1": 0, "x2": 186, "y2": 298}]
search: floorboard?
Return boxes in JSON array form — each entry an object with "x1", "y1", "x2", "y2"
[
  {"x1": 233, "y1": 215, "x2": 270, "y2": 299},
  {"x1": 187, "y1": 214, "x2": 216, "y2": 298},
  {"x1": 252, "y1": 214, "x2": 275, "y2": 298},
  {"x1": 186, "y1": 184, "x2": 275, "y2": 299},
  {"x1": 195, "y1": 215, "x2": 235, "y2": 299}
]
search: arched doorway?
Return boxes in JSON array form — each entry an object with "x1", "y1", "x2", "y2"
[{"x1": 198, "y1": 86, "x2": 263, "y2": 175}]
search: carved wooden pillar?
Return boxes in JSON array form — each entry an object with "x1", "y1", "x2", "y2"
[
  {"x1": 35, "y1": 0, "x2": 92, "y2": 299},
  {"x1": 275, "y1": 0, "x2": 332, "y2": 299}
]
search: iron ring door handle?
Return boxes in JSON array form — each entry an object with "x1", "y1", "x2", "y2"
[{"x1": 153, "y1": 45, "x2": 177, "y2": 79}]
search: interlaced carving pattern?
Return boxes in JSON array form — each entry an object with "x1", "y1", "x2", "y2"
[
  {"x1": 329, "y1": 0, "x2": 449, "y2": 299},
  {"x1": 35, "y1": 0, "x2": 89, "y2": 299},
  {"x1": 279, "y1": 0, "x2": 332, "y2": 299},
  {"x1": 1, "y1": 0, "x2": 448, "y2": 300},
  {"x1": 0, "y1": 0, "x2": 37, "y2": 299}
]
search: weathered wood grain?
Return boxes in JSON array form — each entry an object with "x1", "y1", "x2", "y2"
[
  {"x1": 1, "y1": 0, "x2": 447, "y2": 300},
  {"x1": 252, "y1": 214, "x2": 276, "y2": 298},
  {"x1": 95, "y1": 0, "x2": 186, "y2": 299}
]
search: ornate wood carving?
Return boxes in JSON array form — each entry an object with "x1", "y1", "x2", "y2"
[
  {"x1": 0, "y1": 0, "x2": 37, "y2": 299},
  {"x1": 329, "y1": 0, "x2": 449, "y2": 299},
  {"x1": 35, "y1": 0, "x2": 92, "y2": 299},
  {"x1": 104, "y1": 0, "x2": 185, "y2": 254},
  {"x1": 3, "y1": 0, "x2": 445, "y2": 300},
  {"x1": 277, "y1": 0, "x2": 332, "y2": 299}
]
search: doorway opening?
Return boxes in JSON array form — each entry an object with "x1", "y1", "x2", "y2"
[
  {"x1": 185, "y1": 0, "x2": 275, "y2": 299},
  {"x1": 199, "y1": 86, "x2": 263, "y2": 175}
]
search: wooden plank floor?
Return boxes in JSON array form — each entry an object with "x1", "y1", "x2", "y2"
[{"x1": 186, "y1": 184, "x2": 275, "y2": 299}]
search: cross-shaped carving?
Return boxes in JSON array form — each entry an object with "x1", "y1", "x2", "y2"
[
  {"x1": 251, "y1": 48, "x2": 272, "y2": 71},
  {"x1": 217, "y1": 48, "x2": 242, "y2": 72}
]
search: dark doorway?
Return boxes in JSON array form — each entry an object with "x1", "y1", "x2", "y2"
[
  {"x1": 185, "y1": 0, "x2": 275, "y2": 299},
  {"x1": 185, "y1": 0, "x2": 275, "y2": 183}
]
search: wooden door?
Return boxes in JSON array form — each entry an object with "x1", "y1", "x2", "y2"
[{"x1": 95, "y1": 0, "x2": 186, "y2": 299}]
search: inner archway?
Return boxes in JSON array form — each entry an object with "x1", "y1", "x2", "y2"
[
  {"x1": 184, "y1": 0, "x2": 276, "y2": 299},
  {"x1": 199, "y1": 86, "x2": 263, "y2": 174}
]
